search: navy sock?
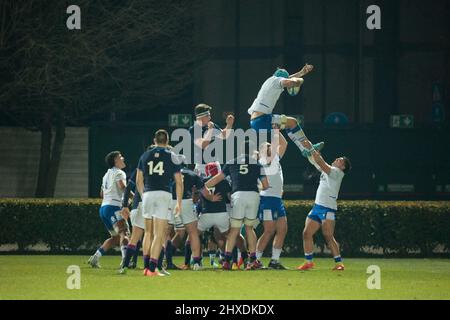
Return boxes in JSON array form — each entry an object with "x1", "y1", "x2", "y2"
[
  {"x1": 165, "y1": 240, "x2": 174, "y2": 266},
  {"x1": 192, "y1": 256, "x2": 202, "y2": 265},
  {"x1": 122, "y1": 244, "x2": 136, "y2": 268},
  {"x1": 241, "y1": 251, "x2": 248, "y2": 261},
  {"x1": 232, "y1": 247, "x2": 238, "y2": 264},
  {"x1": 250, "y1": 252, "x2": 257, "y2": 263},
  {"x1": 184, "y1": 241, "x2": 192, "y2": 265},
  {"x1": 149, "y1": 258, "x2": 158, "y2": 272},
  {"x1": 224, "y1": 251, "x2": 232, "y2": 263},
  {"x1": 157, "y1": 248, "x2": 164, "y2": 269},
  {"x1": 132, "y1": 240, "x2": 141, "y2": 264},
  {"x1": 143, "y1": 255, "x2": 150, "y2": 269}
]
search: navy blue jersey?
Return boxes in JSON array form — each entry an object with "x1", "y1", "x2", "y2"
[
  {"x1": 201, "y1": 177, "x2": 231, "y2": 213},
  {"x1": 171, "y1": 168, "x2": 204, "y2": 200},
  {"x1": 137, "y1": 147, "x2": 181, "y2": 193},
  {"x1": 188, "y1": 122, "x2": 222, "y2": 165},
  {"x1": 222, "y1": 155, "x2": 265, "y2": 194},
  {"x1": 122, "y1": 169, "x2": 142, "y2": 210}
]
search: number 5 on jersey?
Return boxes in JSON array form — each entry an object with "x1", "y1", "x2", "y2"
[
  {"x1": 239, "y1": 164, "x2": 248, "y2": 174},
  {"x1": 148, "y1": 161, "x2": 164, "y2": 175}
]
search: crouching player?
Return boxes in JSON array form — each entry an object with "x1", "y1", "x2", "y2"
[
  {"x1": 256, "y1": 131, "x2": 289, "y2": 269},
  {"x1": 88, "y1": 151, "x2": 129, "y2": 268},
  {"x1": 297, "y1": 150, "x2": 351, "y2": 271}
]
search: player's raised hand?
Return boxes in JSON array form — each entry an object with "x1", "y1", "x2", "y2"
[
  {"x1": 299, "y1": 63, "x2": 314, "y2": 77},
  {"x1": 207, "y1": 121, "x2": 215, "y2": 129},
  {"x1": 226, "y1": 114, "x2": 235, "y2": 127}
]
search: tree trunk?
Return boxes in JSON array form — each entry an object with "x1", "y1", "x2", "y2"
[
  {"x1": 45, "y1": 113, "x2": 66, "y2": 197},
  {"x1": 35, "y1": 118, "x2": 52, "y2": 198}
]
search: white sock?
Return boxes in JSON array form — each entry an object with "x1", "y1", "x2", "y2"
[
  {"x1": 271, "y1": 247, "x2": 282, "y2": 261},
  {"x1": 121, "y1": 245, "x2": 127, "y2": 259},
  {"x1": 94, "y1": 250, "x2": 103, "y2": 259},
  {"x1": 287, "y1": 130, "x2": 307, "y2": 152},
  {"x1": 256, "y1": 251, "x2": 263, "y2": 260}
]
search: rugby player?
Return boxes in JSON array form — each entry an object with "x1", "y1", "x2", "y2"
[
  {"x1": 248, "y1": 64, "x2": 324, "y2": 168},
  {"x1": 297, "y1": 150, "x2": 351, "y2": 271},
  {"x1": 88, "y1": 151, "x2": 129, "y2": 268},
  {"x1": 205, "y1": 142, "x2": 269, "y2": 270},
  {"x1": 256, "y1": 130, "x2": 289, "y2": 269},
  {"x1": 136, "y1": 130, "x2": 183, "y2": 277}
]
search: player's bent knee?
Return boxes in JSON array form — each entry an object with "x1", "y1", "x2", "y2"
[
  {"x1": 230, "y1": 218, "x2": 243, "y2": 228},
  {"x1": 243, "y1": 218, "x2": 259, "y2": 227}
]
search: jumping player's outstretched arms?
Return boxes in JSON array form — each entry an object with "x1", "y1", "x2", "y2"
[
  {"x1": 311, "y1": 150, "x2": 332, "y2": 174},
  {"x1": 289, "y1": 63, "x2": 314, "y2": 79}
]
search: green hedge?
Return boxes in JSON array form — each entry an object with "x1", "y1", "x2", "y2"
[{"x1": 0, "y1": 199, "x2": 449, "y2": 257}]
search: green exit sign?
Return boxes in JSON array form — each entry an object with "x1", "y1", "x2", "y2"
[
  {"x1": 390, "y1": 115, "x2": 414, "y2": 128},
  {"x1": 168, "y1": 114, "x2": 192, "y2": 127}
]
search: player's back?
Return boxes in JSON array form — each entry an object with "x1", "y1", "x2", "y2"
[
  {"x1": 171, "y1": 168, "x2": 204, "y2": 200},
  {"x1": 259, "y1": 154, "x2": 283, "y2": 198},
  {"x1": 201, "y1": 176, "x2": 231, "y2": 213},
  {"x1": 101, "y1": 167, "x2": 126, "y2": 207},
  {"x1": 223, "y1": 154, "x2": 264, "y2": 194},
  {"x1": 248, "y1": 76, "x2": 284, "y2": 115},
  {"x1": 138, "y1": 146, "x2": 180, "y2": 193}
]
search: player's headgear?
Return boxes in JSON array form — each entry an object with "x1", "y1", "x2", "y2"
[
  {"x1": 274, "y1": 68, "x2": 289, "y2": 79},
  {"x1": 205, "y1": 162, "x2": 220, "y2": 177},
  {"x1": 195, "y1": 103, "x2": 212, "y2": 119}
]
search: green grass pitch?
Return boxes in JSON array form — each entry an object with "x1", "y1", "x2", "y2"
[{"x1": 0, "y1": 256, "x2": 449, "y2": 300}]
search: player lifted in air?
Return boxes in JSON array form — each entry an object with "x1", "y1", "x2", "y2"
[
  {"x1": 136, "y1": 130, "x2": 183, "y2": 277},
  {"x1": 205, "y1": 141, "x2": 269, "y2": 270},
  {"x1": 256, "y1": 130, "x2": 289, "y2": 269},
  {"x1": 297, "y1": 150, "x2": 351, "y2": 271},
  {"x1": 248, "y1": 64, "x2": 324, "y2": 167},
  {"x1": 88, "y1": 151, "x2": 129, "y2": 268}
]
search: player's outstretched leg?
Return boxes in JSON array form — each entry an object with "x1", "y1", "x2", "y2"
[{"x1": 297, "y1": 215, "x2": 321, "y2": 271}]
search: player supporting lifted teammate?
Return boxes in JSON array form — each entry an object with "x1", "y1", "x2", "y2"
[
  {"x1": 88, "y1": 151, "x2": 129, "y2": 268},
  {"x1": 136, "y1": 130, "x2": 183, "y2": 277},
  {"x1": 297, "y1": 150, "x2": 351, "y2": 271},
  {"x1": 206, "y1": 141, "x2": 269, "y2": 270},
  {"x1": 248, "y1": 64, "x2": 324, "y2": 166},
  {"x1": 256, "y1": 130, "x2": 289, "y2": 269}
]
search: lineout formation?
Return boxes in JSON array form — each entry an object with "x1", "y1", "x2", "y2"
[{"x1": 87, "y1": 64, "x2": 352, "y2": 276}]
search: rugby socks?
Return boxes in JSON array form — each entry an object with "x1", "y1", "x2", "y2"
[
  {"x1": 143, "y1": 255, "x2": 150, "y2": 269},
  {"x1": 232, "y1": 247, "x2": 238, "y2": 264},
  {"x1": 192, "y1": 256, "x2": 202, "y2": 265},
  {"x1": 122, "y1": 244, "x2": 136, "y2": 268},
  {"x1": 241, "y1": 251, "x2": 249, "y2": 262},
  {"x1": 165, "y1": 240, "x2": 174, "y2": 266},
  {"x1": 256, "y1": 250, "x2": 263, "y2": 260},
  {"x1": 120, "y1": 245, "x2": 127, "y2": 259},
  {"x1": 272, "y1": 247, "x2": 282, "y2": 261},
  {"x1": 94, "y1": 247, "x2": 105, "y2": 259},
  {"x1": 249, "y1": 252, "x2": 257, "y2": 263},
  {"x1": 149, "y1": 258, "x2": 158, "y2": 272},
  {"x1": 334, "y1": 256, "x2": 343, "y2": 264},
  {"x1": 304, "y1": 252, "x2": 313, "y2": 263},
  {"x1": 208, "y1": 250, "x2": 216, "y2": 265},
  {"x1": 224, "y1": 251, "x2": 233, "y2": 263},
  {"x1": 157, "y1": 248, "x2": 164, "y2": 270},
  {"x1": 184, "y1": 241, "x2": 192, "y2": 265},
  {"x1": 286, "y1": 125, "x2": 308, "y2": 152},
  {"x1": 132, "y1": 240, "x2": 141, "y2": 265}
]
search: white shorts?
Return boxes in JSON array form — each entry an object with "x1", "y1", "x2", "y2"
[
  {"x1": 168, "y1": 199, "x2": 198, "y2": 228},
  {"x1": 230, "y1": 191, "x2": 260, "y2": 220},
  {"x1": 130, "y1": 202, "x2": 145, "y2": 230},
  {"x1": 142, "y1": 190, "x2": 172, "y2": 220},
  {"x1": 198, "y1": 212, "x2": 230, "y2": 233}
]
